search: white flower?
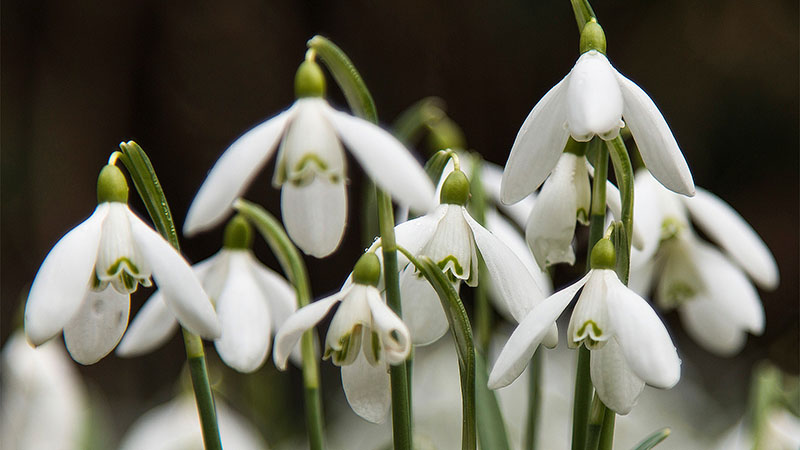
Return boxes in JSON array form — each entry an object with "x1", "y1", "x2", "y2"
[
  {"x1": 501, "y1": 49, "x2": 694, "y2": 206},
  {"x1": 489, "y1": 239, "x2": 681, "y2": 415},
  {"x1": 183, "y1": 96, "x2": 435, "y2": 258},
  {"x1": 118, "y1": 248, "x2": 297, "y2": 373},
  {"x1": 24, "y1": 165, "x2": 219, "y2": 365},
  {"x1": 629, "y1": 170, "x2": 778, "y2": 355},
  {"x1": 1, "y1": 331, "x2": 88, "y2": 450},
  {"x1": 273, "y1": 253, "x2": 411, "y2": 423},
  {"x1": 118, "y1": 395, "x2": 267, "y2": 450},
  {"x1": 395, "y1": 170, "x2": 549, "y2": 345}
]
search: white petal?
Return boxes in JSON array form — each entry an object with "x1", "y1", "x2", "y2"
[
  {"x1": 692, "y1": 241, "x2": 764, "y2": 335},
  {"x1": 488, "y1": 272, "x2": 591, "y2": 389},
  {"x1": 273, "y1": 293, "x2": 342, "y2": 370},
  {"x1": 525, "y1": 155, "x2": 578, "y2": 269},
  {"x1": 399, "y1": 264, "x2": 449, "y2": 346},
  {"x1": 183, "y1": 107, "x2": 295, "y2": 236},
  {"x1": 248, "y1": 254, "x2": 297, "y2": 332},
  {"x1": 116, "y1": 290, "x2": 178, "y2": 357},
  {"x1": 127, "y1": 210, "x2": 220, "y2": 339},
  {"x1": 679, "y1": 296, "x2": 748, "y2": 356},
  {"x1": 465, "y1": 210, "x2": 546, "y2": 323},
  {"x1": 422, "y1": 205, "x2": 475, "y2": 281},
  {"x1": 568, "y1": 272, "x2": 612, "y2": 348},
  {"x1": 365, "y1": 288, "x2": 411, "y2": 364},
  {"x1": 590, "y1": 339, "x2": 646, "y2": 415},
  {"x1": 25, "y1": 204, "x2": 109, "y2": 346},
  {"x1": 63, "y1": 287, "x2": 130, "y2": 365},
  {"x1": 683, "y1": 187, "x2": 778, "y2": 289},
  {"x1": 604, "y1": 271, "x2": 680, "y2": 389},
  {"x1": 566, "y1": 51, "x2": 624, "y2": 141},
  {"x1": 393, "y1": 205, "x2": 448, "y2": 263},
  {"x1": 501, "y1": 76, "x2": 571, "y2": 204},
  {"x1": 616, "y1": 71, "x2": 695, "y2": 196},
  {"x1": 628, "y1": 255, "x2": 657, "y2": 298},
  {"x1": 631, "y1": 169, "x2": 670, "y2": 264},
  {"x1": 341, "y1": 351, "x2": 391, "y2": 423},
  {"x1": 323, "y1": 103, "x2": 436, "y2": 212},
  {"x1": 280, "y1": 176, "x2": 347, "y2": 258},
  {"x1": 213, "y1": 252, "x2": 271, "y2": 373}
]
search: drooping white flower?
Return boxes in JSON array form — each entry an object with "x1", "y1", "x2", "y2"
[
  {"x1": 273, "y1": 252, "x2": 411, "y2": 423},
  {"x1": 118, "y1": 395, "x2": 267, "y2": 450},
  {"x1": 490, "y1": 239, "x2": 681, "y2": 415},
  {"x1": 393, "y1": 169, "x2": 550, "y2": 346},
  {"x1": 184, "y1": 60, "x2": 435, "y2": 258},
  {"x1": 24, "y1": 165, "x2": 220, "y2": 365},
  {"x1": 501, "y1": 22, "x2": 694, "y2": 206},
  {"x1": 118, "y1": 215, "x2": 297, "y2": 372},
  {"x1": 629, "y1": 169, "x2": 778, "y2": 355},
  {"x1": 1, "y1": 331, "x2": 88, "y2": 450}
]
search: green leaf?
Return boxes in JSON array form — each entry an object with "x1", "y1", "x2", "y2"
[
  {"x1": 476, "y1": 352, "x2": 511, "y2": 450},
  {"x1": 612, "y1": 221, "x2": 630, "y2": 285},
  {"x1": 630, "y1": 428, "x2": 670, "y2": 450}
]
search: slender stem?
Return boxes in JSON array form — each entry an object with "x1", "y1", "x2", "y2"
[
  {"x1": 572, "y1": 345, "x2": 593, "y2": 450},
  {"x1": 569, "y1": 0, "x2": 597, "y2": 31},
  {"x1": 598, "y1": 406, "x2": 616, "y2": 450},
  {"x1": 585, "y1": 394, "x2": 605, "y2": 450},
  {"x1": 606, "y1": 137, "x2": 634, "y2": 255},
  {"x1": 182, "y1": 330, "x2": 222, "y2": 450},
  {"x1": 525, "y1": 348, "x2": 544, "y2": 450}
]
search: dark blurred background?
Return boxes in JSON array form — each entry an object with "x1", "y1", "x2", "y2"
[{"x1": 2, "y1": 0, "x2": 798, "y2": 446}]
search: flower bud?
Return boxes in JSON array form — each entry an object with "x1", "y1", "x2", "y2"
[
  {"x1": 580, "y1": 20, "x2": 607, "y2": 54},
  {"x1": 440, "y1": 170, "x2": 470, "y2": 206},
  {"x1": 96, "y1": 164, "x2": 129, "y2": 204},
  {"x1": 590, "y1": 238, "x2": 616, "y2": 270},
  {"x1": 352, "y1": 252, "x2": 381, "y2": 287},
  {"x1": 223, "y1": 214, "x2": 254, "y2": 250},
  {"x1": 294, "y1": 60, "x2": 326, "y2": 98}
]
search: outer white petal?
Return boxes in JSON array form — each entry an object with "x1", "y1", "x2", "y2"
[
  {"x1": 365, "y1": 288, "x2": 411, "y2": 364},
  {"x1": 393, "y1": 205, "x2": 447, "y2": 261},
  {"x1": 501, "y1": 76, "x2": 571, "y2": 204},
  {"x1": 465, "y1": 210, "x2": 546, "y2": 323},
  {"x1": 214, "y1": 252, "x2": 272, "y2": 373},
  {"x1": 117, "y1": 255, "x2": 219, "y2": 357},
  {"x1": 683, "y1": 187, "x2": 778, "y2": 289},
  {"x1": 488, "y1": 272, "x2": 591, "y2": 389},
  {"x1": 399, "y1": 264, "x2": 449, "y2": 346},
  {"x1": 480, "y1": 161, "x2": 536, "y2": 227},
  {"x1": 281, "y1": 176, "x2": 347, "y2": 258},
  {"x1": 63, "y1": 287, "x2": 130, "y2": 365},
  {"x1": 566, "y1": 51, "x2": 624, "y2": 141},
  {"x1": 604, "y1": 271, "x2": 680, "y2": 389},
  {"x1": 25, "y1": 204, "x2": 109, "y2": 346},
  {"x1": 628, "y1": 255, "x2": 657, "y2": 298},
  {"x1": 184, "y1": 107, "x2": 295, "y2": 236},
  {"x1": 322, "y1": 104, "x2": 435, "y2": 212},
  {"x1": 616, "y1": 71, "x2": 695, "y2": 196},
  {"x1": 679, "y1": 297, "x2": 747, "y2": 356},
  {"x1": 273, "y1": 293, "x2": 343, "y2": 370},
  {"x1": 127, "y1": 210, "x2": 220, "y2": 339},
  {"x1": 341, "y1": 350, "x2": 391, "y2": 423},
  {"x1": 590, "y1": 339, "x2": 646, "y2": 415}
]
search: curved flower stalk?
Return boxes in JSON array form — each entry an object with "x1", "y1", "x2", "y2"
[
  {"x1": 629, "y1": 170, "x2": 778, "y2": 356},
  {"x1": 118, "y1": 395, "x2": 267, "y2": 450},
  {"x1": 273, "y1": 253, "x2": 411, "y2": 423},
  {"x1": 490, "y1": 239, "x2": 681, "y2": 415},
  {"x1": 118, "y1": 215, "x2": 297, "y2": 373},
  {"x1": 501, "y1": 21, "x2": 694, "y2": 206},
  {"x1": 184, "y1": 59, "x2": 435, "y2": 258},
  {"x1": 1, "y1": 331, "x2": 88, "y2": 450},
  {"x1": 394, "y1": 169, "x2": 548, "y2": 346},
  {"x1": 24, "y1": 164, "x2": 220, "y2": 365}
]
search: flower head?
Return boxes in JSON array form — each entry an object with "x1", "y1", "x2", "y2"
[
  {"x1": 501, "y1": 23, "x2": 694, "y2": 205},
  {"x1": 24, "y1": 164, "x2": 219, "y2": 364},
  {"x1": 118, "y1": 215, "x2": 297, "y2": 372},
  {"x1": 184, "y1": 60, "x2": 435, "y2": 258},
  {"x1": 273, "y1": 252, "x2": 411, "y2": 423},
  {"x1": 490, "y1": 239, "x2": 681, "y2": 414}
]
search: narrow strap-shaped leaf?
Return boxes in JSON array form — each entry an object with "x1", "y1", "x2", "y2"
[
  {"x1": 630, "y1": 428, "x2": 670, "y2": 450},
  {"x1": 398, "y1": 247, "x2": 477, "y2": 450},
  {"x1": 613, "y1": 221, "x2": 630, "y2": 285},
  {"x1": 476, "y1": 352, "x2": 511, "y2": 450}
]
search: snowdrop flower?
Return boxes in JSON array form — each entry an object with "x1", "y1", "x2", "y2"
[
  {"x1": 118, "y1": 215, "x2": 297, "y2": 372},
  {"x1": 490, "y1": 238, "x2": 681, "y2": 414},
  {"x1": 1, "y1": 331, "x2": 88, "y2": 450},
  {"x1": 273, "y1": 252, "x2": 411, "y2": 423},
  {"x1": 396, "y1": 169, "x2": 549, "y2": 345},
  {"x1": 501, "y1": 20, "x2": 694, "y2": 206},
  {"x1": 118, "y1": 395, "x2": 267, "y2": 450},
  {"x1": 184, "y1": 59, "x2": 435, "y2": 258},
  {"x1": 629, "y1": 170, "x2": 778, "y2": 355},
  {"x1": 24, "y1": 164, "x2": 219, "y2": 364}
]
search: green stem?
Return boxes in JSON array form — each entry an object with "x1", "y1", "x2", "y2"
[
  {"x1": 232, "y1": 200, "x2": 325, "y2": 450},
  {"x1": 606, "y1": 137, "x2": 634, "y2": 255},
  {"x1": 572, "y1": 345, "x2": 593, "y2": 450},
  {"x1": 392, "y1": 97, "x2": 446, "y2": 146},
  {"x1": 585, "y1": 394, "x2": 605, "y2": 450},
  {"x1": 569, "y1": 0, "x2": 597, "y2": 31},
  {"x1": 598, "y1": 406, "x2": 616, "y2": 450},
  {"x1": 525, "y1": 348, "x2": 543, "y2": 450},
  {"x1": 117, "y1": 141, "x2": 222, "y2": 450}
]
